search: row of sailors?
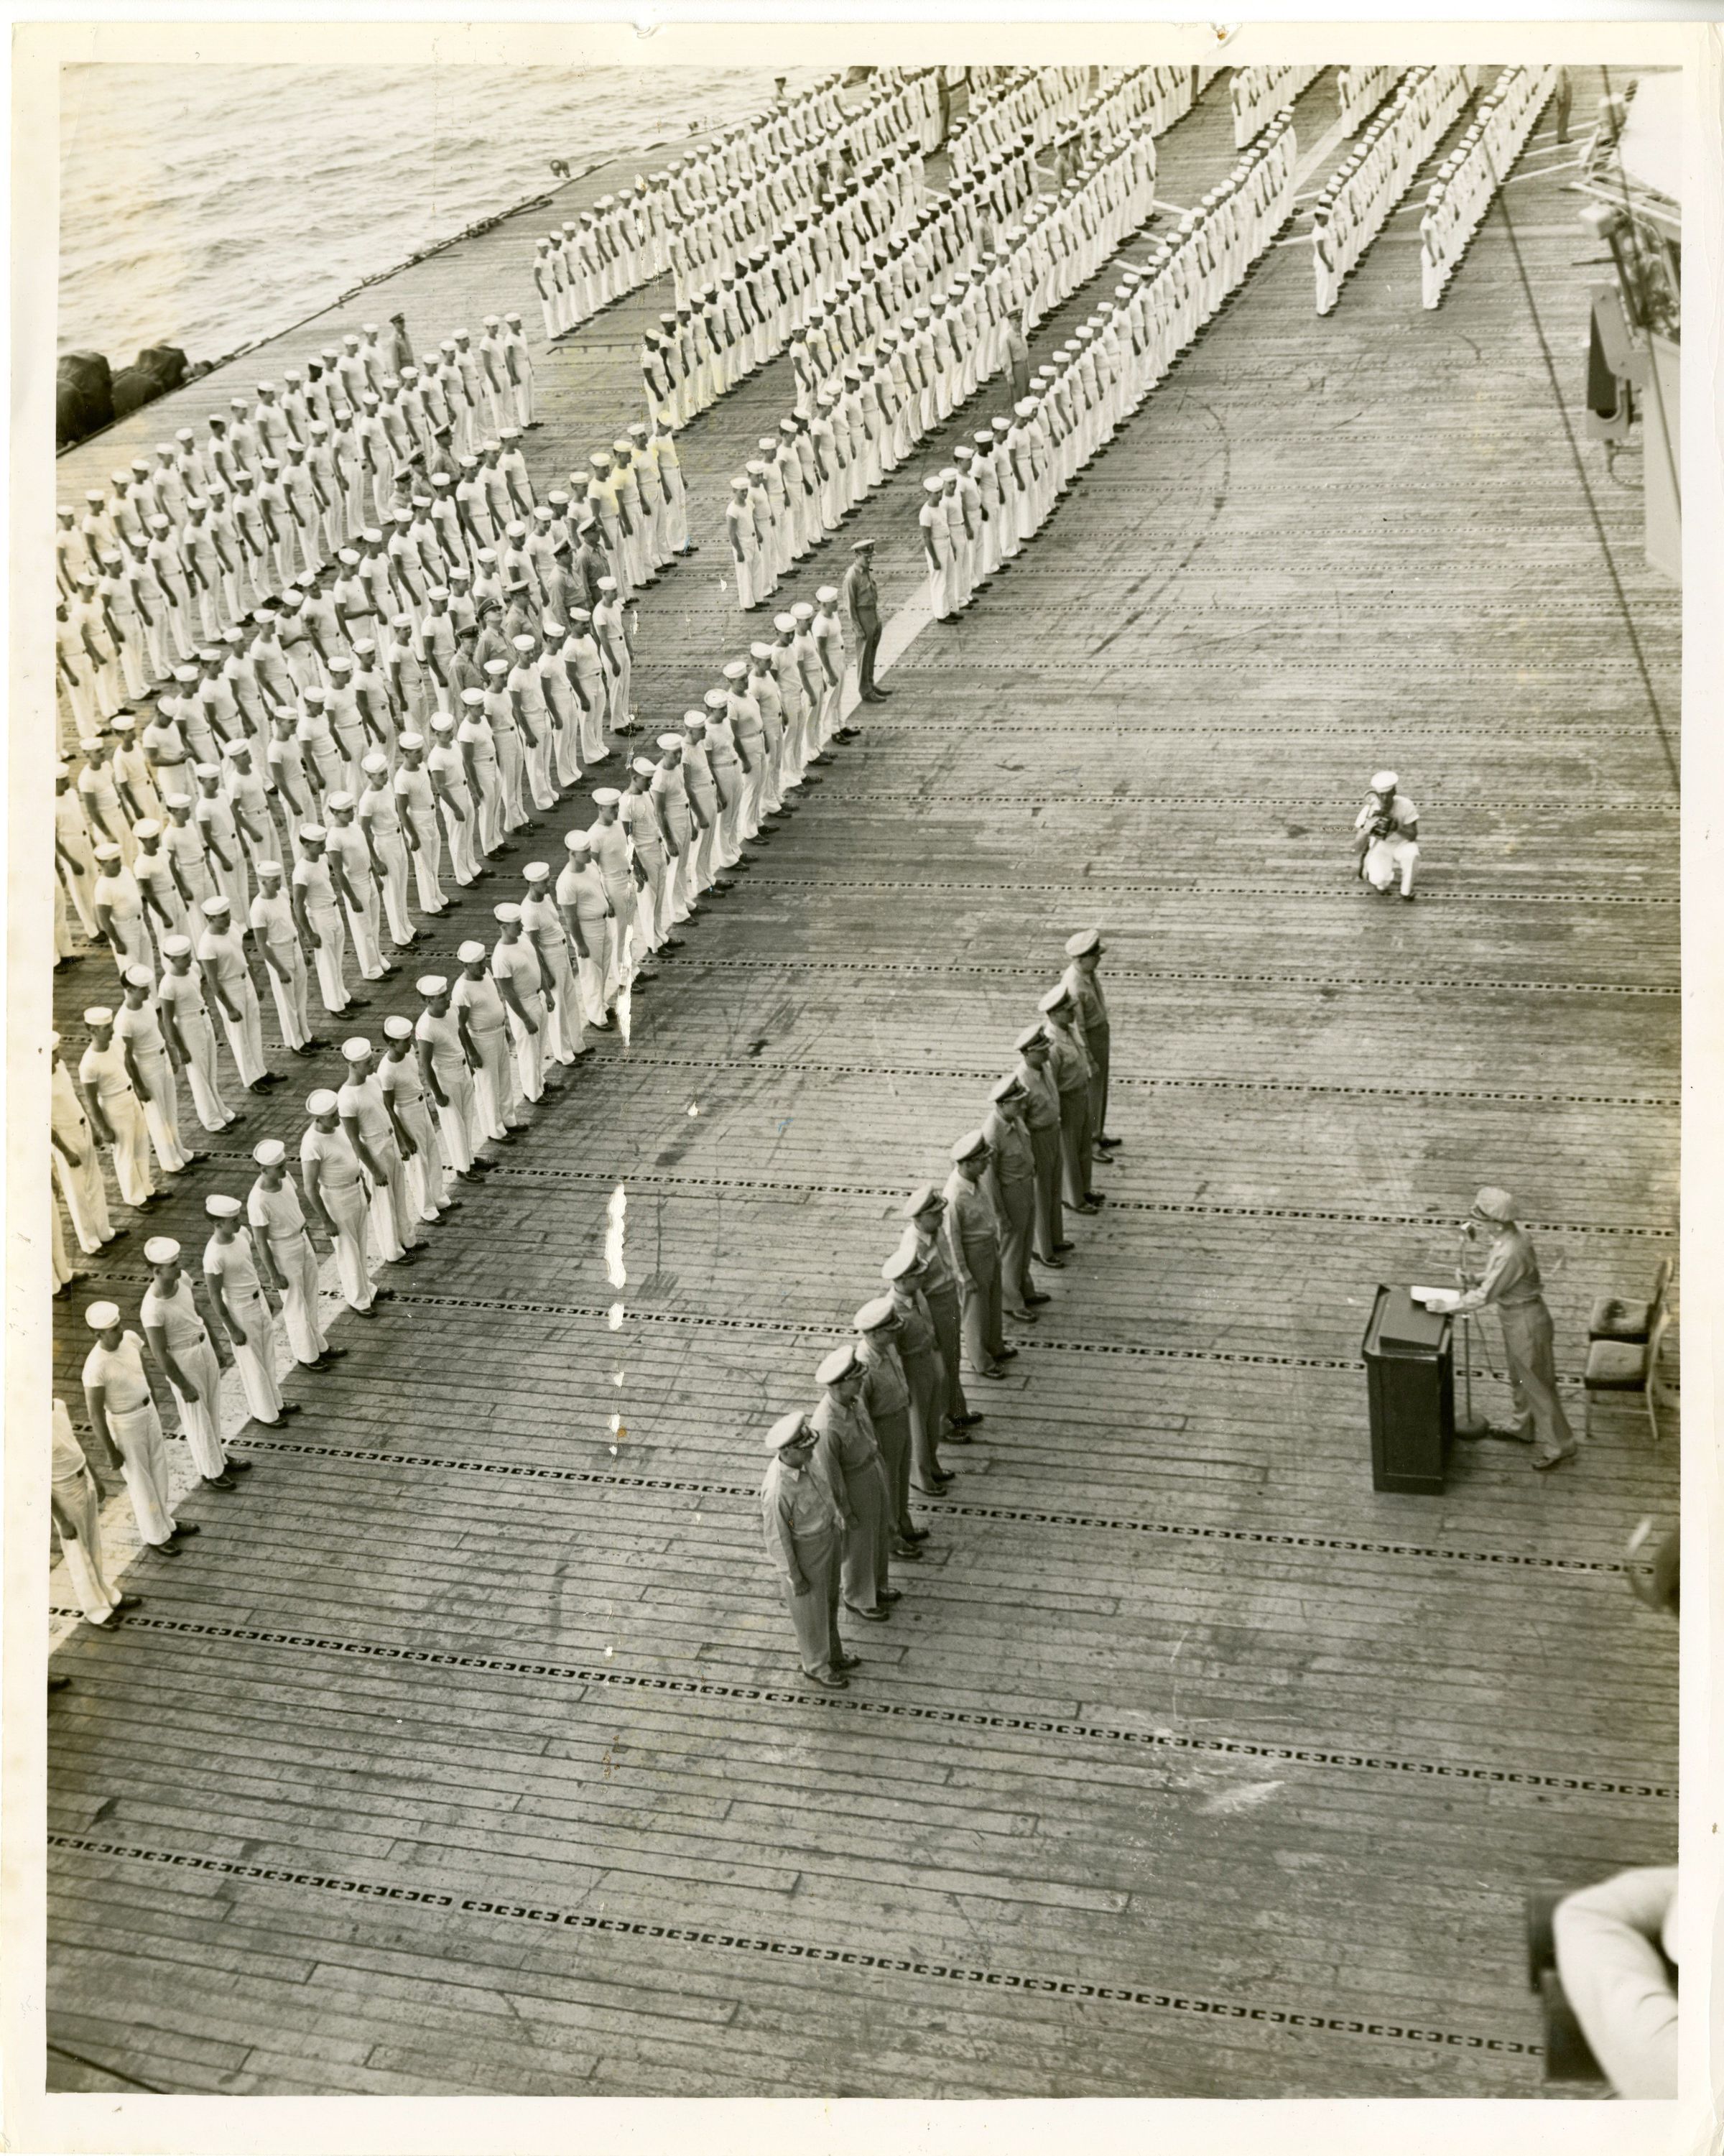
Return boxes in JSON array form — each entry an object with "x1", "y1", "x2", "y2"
[
  {"x1": 531, "y1": 72, "x2": 940, "y2": 338},
  {"x1": 1311, "y1": 65, "x2": 1480, "y2": 315},
  {"x1": 746, "y1": 126, "x2": 1164, "y2": 540},
  {"x1": 1336, "y1": 63, "x2": 1404, "y2": 139},
  {"x1": 909, "y1": 113, "x2": 1303, "y2": 626},
  {"x1": 1419, "y1": 68, "x2": 1557, "y2": 310},
  {"x1": 759, "y1": 933, "x2": 1118, "y2": 1688},
  {"x1": 1043, "y1": 63, "x2": 1203, "y2": 189},
  {"x1": 664, "y1": 139, "x2": 927, "y2": 310},
  {"x1": 945, "y1": 64, "x2": 1096, "y2": 173},
  {"x1": 55, "y1": 411, "x2": 692, "y2": 741},
  {"x1": 54, "y1": 577, "x2": 863, "y2": 1158},
  {"x1": 1230, "y1": 64, "x2": 1322, "y2": 148},
  {"x1": 642, "y1": 136, "x2": 1043, "y2": 430}
]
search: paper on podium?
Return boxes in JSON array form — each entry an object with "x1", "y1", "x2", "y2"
[{"x1": 1411, "y1": 1286, "x2": 1460, "y2": 1313}]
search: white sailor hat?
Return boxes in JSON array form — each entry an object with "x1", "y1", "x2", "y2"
[
  {"x1": 306, "y1": 1088, "x2": 340, "y2": 1116},
  {"x1": 205, "y1": 1193, "x2": 242, "y2": 1219},
  {"x1": 1371, "y1": 770, "x2": 1399, "y2": 792},
  {"x1": 360, "y1": 751, "x2": 389, "y2": 778},
  {"x1": 254, "y1": 859, "x2": 284, "y2": 879},
  {"x1": 951, "y1": 1129, "x2": 988, "y2": 1164},
  {"x1": 338, "y1": 1037, "x2": 372, "y2": 1065},
  {"x1": 161, "y1": 935, "x2": 193, "y2": 959},
  {"x1": 853, "y1": 1295, "x2": 898, "y2": 1333},
  {"x1": 655, "y1": 734, "x2": 685, "y2": 754},
  {"x1": 252, "y1": 1139, "x2": 287, "y2": 1167},
  {"x1": 396, "y1": 732, "x2": 425, "y2": 754},
  {"x1": 493, "y1": 902, "x2": 522, "y2": 924},
  {"x1": 790, "y1": 602, "x2": 815, "y2": 621},
  {"x1": 523, "y1": 859, "x2": 552, "y2": 881},
  {"x1": 703, "y1": 690, "x2": 728, "y2": 711},
  {"x1": 722, "y1": 658, "x2": 749, "y2": 680},
  {"x1": 200, "y1": 896, "x2": 231, "y2": 919},
  {"x1": 143, "y1": 1236, "x2": 181, "y2": 1264},
  {"x1": 815, "y1": 586, "x2": 838, "y2": 604},
  {"x1": 815, "y1": 1341, "x2": 861, "y2": 1387},
  {"x1": 298, "y1": 823, "x2": 328, "y2": 843},
  {"x1": 563, "y1": 831, "x2": 593, "y2": 853},
  {"x1": 416, "y1": 974, "x2": 448, "y2": 996},
  {"x1": 922, "y1": 476, "x2": 943, "y2": 493},
  {"x1": 193, "y1": 761, "x2": 221, "y2": 780},
  {"x1": 773, "y1": 613, "x2": 797, "y2": 633},
  {"x1": 902, "y1": 1182, "x2": 944, "y2": 1218},
  {"x1": 132, "y1": 819, "x2": 163, "y2": 841},
  {"x1": 542, "y1": 618, "x2": 567, "y2": 638},
  {"x1": 591, "y1": 785, "x2": 621, "y2": 806},
  {"x1": 456, "y1": 940, "x2": 487, "y2": 963},
  {"x1": 432, "y1": 713, "x2": 459, "y2": 730},
  {"x1": 325, "y1": 792, "x2": 356, "y2": 815},
  {"x1": 749, "y1": 642, "x2": 774, "y2": 661},
  {"x1": 122, "y1": 964, "x2": 154, "y2": 991},
  {"x1": 629, "y1": 757, "x2": 655, "y2": 779},
  {"x1": 85, "y1": 1300, "x2": 122, "y2": 1330},
  {"x1": 596, "y1": 575, "x2": 618, "y2": 593}
]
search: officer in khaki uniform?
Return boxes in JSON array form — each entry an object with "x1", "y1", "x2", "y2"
[
  {"x1": 1014, "y1": 1022, "x2": 1070, "y2": 1263},
  {"x1": 811, "y1": 1336, "x2": 897, "y2": 1621},
  {"x1": 943, "y1": 1130, "x2": 1012, "y2": 1379},
  {"x1": 855, "y1": 1295, "x2": 928, "y2": 1561},
  {"x1": 881, "y1": 1244, "x2": 953, "y2": 1494},
  {"x1": 983, "y1": 1071, "x2": 1049, "y2": 1321},
  {"x1": 894, "y1": 1184, "x2": 979, "y2": 1435},
  {"x1": 1039, "y1": 981, "x2": 1101, "y2": 1213},
  {"x1": 759, "y1": 1404, "x2": 856, "y2": 1690},
  {"x1": 1062, "y1": 926, "x2": 1119, "y2": 1154}
]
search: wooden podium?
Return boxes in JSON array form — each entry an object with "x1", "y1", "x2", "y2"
[{"x1": 1362, "y1": 1287, "x2": 1454, "y2": 1495}]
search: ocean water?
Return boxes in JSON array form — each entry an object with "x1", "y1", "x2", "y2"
[{"x1": 57, "y1": 63, "x2": 817, "y2": 364}]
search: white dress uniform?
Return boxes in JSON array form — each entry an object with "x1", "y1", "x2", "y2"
[
  {"x1": 81, "y1": 1328, "x2": 177, "y2": 1545},
  {"x1": 140, "y1": 1269, "x2": 228, "y2": 1479},
  {"x1": 78, "y1": 1028, "x2": 156, "y2": 1208},
  {"x1": 250, "y1": 879, "x2": 312, "y2": 1052},
  {"x1": 379, "y1": 1040, "x2": 450, "y2": 1220},
  {"x1": 491, "y1": 927, "x2": 548, "y2": 1104},
  {"x1": 415, "y1": 995, "x2": 483, "y2": 1172},
  {"x1": 52, "y1": 1399, "x2": 122, "y2": 1624},
  {"x1": 247, "y1": 1167, "x2": 329, "y2": 1366},
  {"x1": 196, "y1": 912, "x2": 268, "y2": 1086},
  {"x1": 338, "y1": 1061, "x2": 419, "y2": 1260},
  {"x1": 522, "y1": 882, "x2": 585, "y2": 1063},
  {"x1": 157, "y1": 956, "x2": 237, "y2": 1131},
  {"x1": 452, "y1": 961, "x2": 524, "y2": 1137},
  {"x1": 292, "y1": 846, "x2": 353, "y2": 1014},
  {"x1": 113, "y1": 991, "x2": 190, "y2": 1173},
  {"x1": 204, "y1": 1220, "x2": 285, "y2": 1425},
  {"x1": 300, "y1": 1113, "x2": 376, "y2": 1312},
  {"x1": 52, "y1": 1052, "x2": 114, "y2": 1253}
]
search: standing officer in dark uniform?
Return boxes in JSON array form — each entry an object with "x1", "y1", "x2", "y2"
[{"x1": 841, "y1": 537, "x2": 888, "y2": 704}]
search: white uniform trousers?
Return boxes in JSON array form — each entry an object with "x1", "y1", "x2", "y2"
[
  {"x1": 508, "y1": 994, "x2": 547, "y2": 1102},
  {"x1": 218, "y1": 973, "x2": 269, "y2": 1086},
  {"x1": 53, "y1": 1466, "x2": 121, "y2": 1624},
  {"x1": 468, "y1": 1024, "x2": 522, "y2": 1135},
  {"x1": 405, "y1": 818, "x2": 445, "y2": 912},
  {"x1": 175, "y1": 1009, "x2": 237, "y2": 1129},
  {"x1": 395, "y1": 1098, "x2": 449, "y2": 1217},
  {"x1": 573, "y1": 940, "x2": 609, "y2": 1027},
  {"x1": 541, "y1": 945, "x2": 584, "y2": 1061},
  {"x1": 429, "y1": 1064, "x2": 481, "y2": 1172},
  {"x1": 98, "y1": 1091, "x2": 156, "y2": 1207},
  {"x1": 306, "y1": 902, "x2": 353, "y2": 1012},
  {"x1": 131, "y1": 1047, "x2": 191, "y2": 1172},
  {"x1": 226, "y1": 1285, "x2": 285, "y2": 1423},
  {"x1": 265, "y1": 1225, "x2": 328, "y2": 1364},
  {"x1": 108, "y1": 1399, "x2": 177, "y2": 1544},
  {"x1": 165, "y1": 1333, "x2": 227, "y2": 1478},
  {"x1": 634, "y1": 848, "x2": 669, "y2": 950},
  {"x1": 55, "y1": 1139, "x2": 113, "y2": 1252},
  {"x1": 371, "y1": 831, "x2": 414, "y2": 944},
  {"x1": 319, "y1": 1178, "x2": 375, "y2": 1308},
  {"x1": 261, "y1": 938, "x2": 312, "y2": 1052},
  {"x1": 441, "y1": 795, "x2": 481, "y2": 886},
  {"x1": 366, "y1": 1139, "x2": 420, "y2": 1259},
  {"x1": 577, "y1": 680, "x2": 608, "y2": 765}
]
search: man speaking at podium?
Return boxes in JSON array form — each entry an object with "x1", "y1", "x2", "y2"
[{"x1": 1451, "y1": 1186, "x2": 1577, "y2": 1473}]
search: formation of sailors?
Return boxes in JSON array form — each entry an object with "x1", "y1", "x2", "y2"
[
  {"x1": 722, "y1": 121, "x2": 1164, "y2": 609},
  {"x1": 532, "y1": 75, "x2": 849, "y2": 336},
  {"x1": 759, "y1": 933, "x2": 1119, "y2": 1690},
  {"x1": 1420, "y1": 68, "x2": 1557, "y2": 309},
  {"x1": 1335, "y1": 63, "x2": 1403, "y2": 139},
  {"x1": 54, "y1": 307, "x2": 558, "y2": 750},
  {"x1": 1230, "y1": 63, "x2": 1322, "y2": 148},
  {"x1": 1044, "y1": 63, "x2": 1201, "y2": 190},
  {"x1": 641, "y1": 154, "x2": 932, "y2": 428},
  {"x1": 915, "y1": 109, "x2": 1299, "y2": 621},
  {"x1": 1311, "y1": 65, "x2": 1480, "y2": 315},
  {"x1": 944, "y1": 64, "x2": 1095, "y2": 173}
]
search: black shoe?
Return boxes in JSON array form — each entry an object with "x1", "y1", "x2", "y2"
[
  {"x1": 115, "y1": 1593, "x2": 143, "y2": 1610},
  {"x1": 834, "y1": 1652, "x2": 862, "y2": 1672},
  {"x1": 872, "y1": 685, "x2": 893, "y2": 698},
  {"x1": 950, "y1": 1411, "x2": 983, "y2": 1429},
  {"x1": 223, "y1": 1456, "x2": 254, "y2": 1471},
  {"x1": 877, "y1": 1588, "x2": 904, "y2": 1606},
  {"x1": 1024, "y1": 1290, "x2": 1052, "y2": 1305},
  {"x1": 805, "y1": 1669, "x2": 848, "y2": 1689},
  {"x1": 204, "y1": 1473, "x2": 237, "y2": 1491},
  {"x1": 845, "y1": 1602, "x2": 891, "y2": 1622},
  {"x1": 891, "y1": 1540, "x2": 924, "y2": 1560},
  {"x1": 371, "y1": 1288, "x2": 397, "y2": 1303},
  {"x1": 49, "y1": 1673, "x2": 74, "y2": 1690},
  {"x1": 152, "y1": 1539, "x2": 182, "y2": 1556},
  {"x1": 169, "y1": 1522, "x2": 200, "y2": 1538}
]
